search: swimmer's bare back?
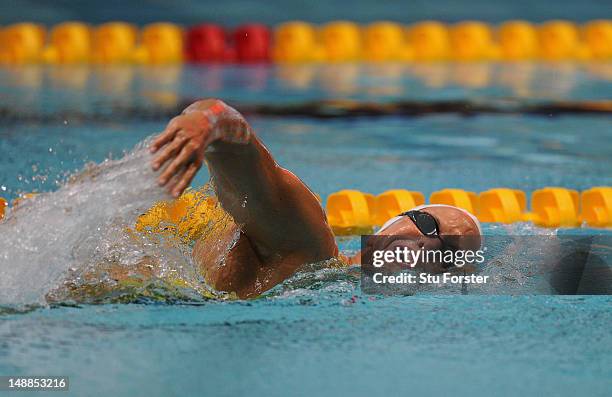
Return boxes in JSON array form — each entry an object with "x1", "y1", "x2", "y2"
[{"x1": 150, "y1": 99, "x2": 338, "y2": 298}]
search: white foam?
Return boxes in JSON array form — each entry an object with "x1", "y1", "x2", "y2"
[{"x1": 0, "y1": 139, "x2": 174, "y2": 306}]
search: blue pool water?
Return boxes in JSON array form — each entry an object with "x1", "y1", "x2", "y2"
[
  {"x1": 0, "y1": 64, "x2": 611, "y2": 396},
  {"x1": 2, "y1": 0, "x2": 611, "y2": 25}
]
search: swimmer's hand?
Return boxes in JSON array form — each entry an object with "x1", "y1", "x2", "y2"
[{"x1": 149, "y1": 99, "x2": 251, "y2": 197}]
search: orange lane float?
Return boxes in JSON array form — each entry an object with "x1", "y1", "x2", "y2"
[
  {"x1": 363, "y1": 22, "x2": 411, "y2": 62},
  {"x1": 405, "y1": 21, "x2": 450, "y2": 61},
  {"x1": 0, "y1": 23, "x2": 46, "y2": 64},
  {"x1": 497, "y1": 21, "x2": 538, "y2": 60},
  {"x1": 325, "y1": 189, "x2": 374, "y2": 234},
  {"x1": 537, "y1": 20, "x2": 583, "y2": 60},
  {"x1": 2, "y1": 20, "x2": 612, "y2": 63},
  {"x1": 449, "y1": 21, "x2": 498, "y2": 61},
  {"x1": 42, "y1": 22, "x2": 91, "y2": 63},
  {"x1": 525, "y1": 187, "x2": 580, "y2": 227},
  {"x1": 92, "y1": 22, "x2": 137, "y2": 63},
  {"x1": 272, "y1": 21, "x2": 322, "y2": 62},
  {"x1": 320, "y1": 21, "x2": 362, "y2": 62},
  {"x1": 430, "y1": 189, "x2": 479, "y2": 215},
  {"x1": 133, "y1": 23, "x2": 183, "y2": 64},
  {"x1": 579, "y1": 187, "x2": 612, "y2": 227},
  {"x1": 372, "y1": 190, "x2": 425, "y2": 226},
  {"x1": 478, "y1": 188, "x2": 527, "y2": 223},
  {"x1": 581, "y1": 20, "x2": 612, "y2": 59}
]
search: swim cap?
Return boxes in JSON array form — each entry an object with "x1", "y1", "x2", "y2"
[{"x1": 377, "y1": 204, "x2": 482, "y2": 235}]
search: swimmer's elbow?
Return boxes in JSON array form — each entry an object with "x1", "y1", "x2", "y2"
[{"x1": 182, "y1": 98, "x2": 225, "y2": 113}]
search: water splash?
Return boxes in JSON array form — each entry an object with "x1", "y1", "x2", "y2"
[
  {"x1": 2, "y1": 140, "x2": 606, "y2": 308},
  {"x1": 0, "y1": 135, "x2": 349, "y2": 308},
  {"x1": 0, "y1": 139, "x2": 202, "y2": 307}
]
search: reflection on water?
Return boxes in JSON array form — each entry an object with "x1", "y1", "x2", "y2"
[
  {"x1": 361, "y1": 63, "x2": 405, "y2": 96},
  {"x1": 276, "y1": 64, "x2": 317, "y2": 89},
  {"x1": 407, "y1": 63, "x2": 449, "y2": 88},
  {"x1": 47, "y1": 65, "x2": 91, "y2": 90},
  {"x1": 92, "y1": 65, "x2": 135, "y2": 97},
  {"x1": 0, "y1": 63, "x2": 611, "y2": 114},
  {"x1": 449, "y1": 62, "x2": 492, "y2": 88},
  {"x1": 497, "y1": 63, "x2": 535, "y2": 97},
  {"x1": 529, "y1": 63, "x2": 578, "y2": 98},
  {"x1": 137, "y1": 65, "x2": 182, "y2": 107},
  {"x1": 3, "y1": 65, "x2": 44, "y2": 88},
  {"x1": 318, "y1": 64, "x2": 360, "y2": 94},
  {"x1": 585, "y1": 62, "x2": 612, "y2": 80}
]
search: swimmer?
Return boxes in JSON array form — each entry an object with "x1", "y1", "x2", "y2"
[{"x1": 150, "y1": 99, "x2": 482, "y2": 298}]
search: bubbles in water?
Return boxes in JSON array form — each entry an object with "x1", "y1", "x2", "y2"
[{"x1": 0, "y1": 138, "x2": 202, "y2": 307}]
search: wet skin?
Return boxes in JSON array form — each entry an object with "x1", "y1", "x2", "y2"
[
  {"x1": 150, "y1": 100, "x2": 480, "y2": 298},
  {"x1": 150, "y1": 99, "x2": 336, "y2": 298}
]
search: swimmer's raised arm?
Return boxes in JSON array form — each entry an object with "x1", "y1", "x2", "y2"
[
  {"x1": 150, "y1": 99, "x2": 251, "y2": 196},
  {"x1": 150, "y1": 99, "x2": 337, "y2": 297}
]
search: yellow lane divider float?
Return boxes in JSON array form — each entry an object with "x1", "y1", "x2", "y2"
[
  {"x1": 325, "y1": 188, "x2": 426, "y2": 234},
  {"x1": 273, "y1": 21, "x2": 323, "y2": 63},
  {"x1": 583, "y1": 20, "x2": 612, "y2": 59},
  {"x1": 373, "y1": 189, "x2": 425, "y2": 225},
  {"x1": 325, "y1": 186, "x2": 612, "y2": 233},
  {"x1": 580, "y1": 187, "x2": 612, "y2": 227},
  {"x1": 325, "y1": 189, "x2": 375, "y2": 234},
  {"x1": 1, "y1": 186, "x2": 611, "y2": 231},
  {"x1": 528, "y1": 187, "x2": 580, "y2": 227},
  {"x1": 448, "y1": 21, "x2": 498, "y2": 61},
  {"x1": 430, "y1": 188, "x2": 479, "y2": 215},
  {"x1": 320, "y1": 21, "x2": 362, "y2": 62},
  {"x1": 2, "y1": 20, "x2": 612, "y2": 64},
  {"x1": 363, "y1": 22, "x2": 412, "y2": 62},
  {"x1": 0, "y1": 23, "x2": 45, "y2": 63},
  {"x1": 42, "y1": 22, "x2": 92, "y2": 64},
  {"x1": 478, "y1": 188, "x2": 526, "y2": 224},
  {"x1": 405, "y1": 21, "x2": 450, "y2": 61},
  {"x1": 92, "y1": 22, "x2": 138, "y2": 63},
  {"x1": 498, "y1": 21, "x2": 538, "y2": 60},
  {"x1": 132, "y1": 23, "x2": 183, "y2": 64}
]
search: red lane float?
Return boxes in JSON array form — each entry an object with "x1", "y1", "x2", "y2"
[
  {"x1": 233, "y1": 24, "x2": 271, "y2": 63},
  {"x1": 185, "y1": 24, "x2": 233, "y2": 63}
]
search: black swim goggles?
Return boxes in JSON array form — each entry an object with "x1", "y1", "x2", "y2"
[
  {"x1": 399, "y1": 210, "x2": 441, "y2": 239},
  {"x1": 400, "y1": 210, "x2": 455, "y2": 268}
]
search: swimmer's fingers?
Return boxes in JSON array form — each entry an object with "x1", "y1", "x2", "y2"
[
  {"x1": 157, "y1": 143, "x2": 196, "y2": 186},
  {"x1": 150, "y1": 118, "x2": 181, "y2": 153},
  {"x1": 150, "y1": 132, "x2": 172, "y2": 154},
  {"x1": 170, "y1": 162, "x2": 200, "y2": 197},
  {"x1": 152, "y1": 133, "x2": 187, "y2": 171}
]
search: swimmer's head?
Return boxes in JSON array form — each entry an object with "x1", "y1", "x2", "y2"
[{"x1": 373, "y1": 204, "x2": 482, "y2": 271}]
